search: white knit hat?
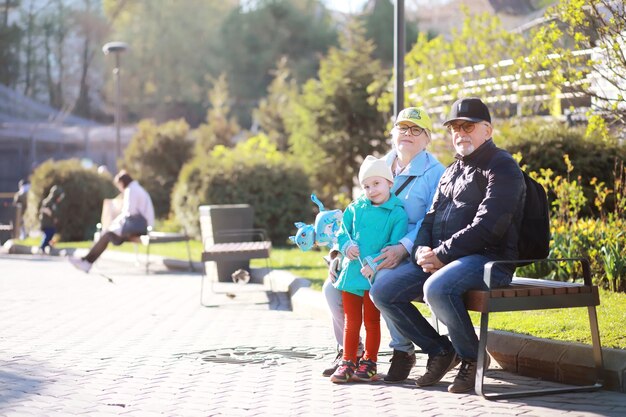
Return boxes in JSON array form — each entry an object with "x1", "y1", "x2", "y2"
[{"x1": 358, "y1": 155, "x2": 393, "y2": 185}]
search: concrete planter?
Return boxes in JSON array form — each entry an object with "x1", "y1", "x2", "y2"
[{"x1": 487, "y1": 330, "x2": 625, "y2": 392}]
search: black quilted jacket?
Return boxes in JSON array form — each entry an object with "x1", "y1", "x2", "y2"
[{"x1": 413, "y1": 140, "x2": 525, "y2": 268}]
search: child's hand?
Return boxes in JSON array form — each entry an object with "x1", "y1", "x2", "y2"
[
  {"x1": 345, "y1": 244, "x2": 360, "y2": 260},
  {"x1": 361, "y1": 264, "x2": 375, "y2": 280}
]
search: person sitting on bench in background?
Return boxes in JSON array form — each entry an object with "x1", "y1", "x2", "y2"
[
  {"x1": 69, "y1": 170, "x2": 154, "y2": 273},
  {"x1": 369, "y1": 97, "x2": 526, "y2": 394}
]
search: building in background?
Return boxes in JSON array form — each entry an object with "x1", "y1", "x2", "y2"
[{"x1": 0, "y1": 84, "x2": 135, "y2": 192}]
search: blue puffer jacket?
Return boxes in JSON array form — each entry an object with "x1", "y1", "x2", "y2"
[
  {"x1": 413, "y1": 140, "x2": 525, "y2": 269},
  {"x1": 384, "y1": 150, "x2": 445, "y2": 255}
]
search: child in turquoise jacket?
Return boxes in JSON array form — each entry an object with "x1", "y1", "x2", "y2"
[{"x1": 330, "y1": 156, "x2": 408, "y2": 383}]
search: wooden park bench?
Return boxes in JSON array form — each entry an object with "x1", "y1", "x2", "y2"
[
  {"x1": 127, "y1": 228, "x2": 194, "y2": 274},
  {"x1": 96, "y1": 223, "x2": 193, "y2": 274},
  {"x1": 437, "y1": 257, "x2": 604, "y2": 400},
  {"x1": 199, "y1": 228, "x2": 272, "y2": 305},
  {"x1": 97, "y1": 198, "x2": 193, "y2": 274}
]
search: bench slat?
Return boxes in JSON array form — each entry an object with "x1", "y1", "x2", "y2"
[
  {"x1": 464, "y1": 285, "x2": 599, "y2": 313},
  {"x1": 202, "y1": 241, "x2": 271, "y2": 263},
  {"x1": 124, "y1": 230, "x2": 193, "y2": 273}
]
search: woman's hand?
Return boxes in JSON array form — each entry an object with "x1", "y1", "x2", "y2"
[
  {"x1": 373, "y1": 244, "x2": 408, "y2": 270},
  {"x1": 328, "y1": 256, "x2": 341, "y2": 283}
]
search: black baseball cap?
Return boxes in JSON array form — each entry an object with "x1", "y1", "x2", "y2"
[{"x1": 443, "y1": 97, "x2": 491, "y2": 125}]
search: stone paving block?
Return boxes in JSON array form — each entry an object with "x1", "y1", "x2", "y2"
[{"x1": 1, "y1": 255, "x2": 625, "y2": 416}]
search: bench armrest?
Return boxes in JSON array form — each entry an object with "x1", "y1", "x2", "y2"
[{"x1": 484, "y1": 257, "x2": 592, "y2": 288}]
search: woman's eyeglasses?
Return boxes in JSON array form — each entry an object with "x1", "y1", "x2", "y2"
[
  {"x1": 447, "y1": 121, "x2": 478, "y2": 134},
  {"x1": 396, "y1": 125, "x2": 425, "y2": 136}
]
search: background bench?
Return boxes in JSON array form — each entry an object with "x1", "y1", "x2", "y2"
[
  {"x1": 127, "y1": 228, "x2": 194, "y2": 274},
  {"x1": 200, "y1": 228, "x2": 271, "y2": 305},
  {"x1": 463, "y1": 258, "x2": 604, "y2": 399}
]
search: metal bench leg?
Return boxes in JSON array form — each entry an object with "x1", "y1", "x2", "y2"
[
  {"x1": 145, "y1": 241, "x2": 151, "y2": 274},
  {"x1": 263, "y1": 256, "x2": 274, "y2": 292},
  {"x1": 200, "y1": 261, "x2": 218, "y2": 306},
  {"x1": 475, "y1": 312, "x2": 490, "y2": 397},
  {"x1": 185, "y1": 239, "x2": 194, "y2": 272},
  {"x1": 476, "y1": 308, "x2": 604, "y2": 400},
  {"x1": 200, "y1": 269, "x2": 208, "y2": 306},
  {"x1": 588, "y1": 305, "x2": 605, "y2": 388},
  {"x1": 431, "y1": 313, "x2": 440, "y2": 334},
  {"x1": 134, "y1": 242, "x2": 140, "y2": 264}
]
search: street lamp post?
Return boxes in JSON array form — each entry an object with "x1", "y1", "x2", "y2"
[
  {"x1": 102, "y1": 41, "x2": 128, "y2": 162},
  {"x1": 394, "y1": 0, "x2": 405, "y2": 118}
]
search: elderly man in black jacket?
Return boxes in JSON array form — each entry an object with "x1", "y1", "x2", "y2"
[{"x1": 370, "y1": 97, "x2": 526, "y2": 394}]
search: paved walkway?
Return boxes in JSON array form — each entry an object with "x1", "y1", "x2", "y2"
[{"x1": 0, "y1": 254, "x2": 624, "y2": 416}]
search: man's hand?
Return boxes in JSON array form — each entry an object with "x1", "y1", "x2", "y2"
[
  {"x1": 373, "y1": 244, "x2": 408, "y2": 270},
  {"x1": 415, "y1": 246, "x2": 444, "y2": 273},
  {"x1": 361, "y1": 264, "x2": 375, "y2": 281}
]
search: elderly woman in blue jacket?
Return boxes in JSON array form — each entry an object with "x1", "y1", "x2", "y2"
[
  {"x1": 329, "y1": 156, "x2": 408, "y2": 383},
  {"x1": 322, "y1": 107, "x2": 446, "y2": 382}
]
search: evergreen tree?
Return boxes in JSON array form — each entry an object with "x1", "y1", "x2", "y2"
[
  {"x1": 193, "y1": 73, "x2": 241, "y2": 156},
  {"x1": 0, "y1": 22, "x2": 22, "y2": 87},
  {"x1": 104, "y1": 0, "x2": 234, "y2": 123},
  {"x1": 219, "y1": 0, "x2": 338, "y2": 126},
  {"x1": 362, "y1": 0, "x2": 418, "y2": 67},
  {"x1": 253, "y1": 57, "x2": 299, "y2": 151},
  {"x1": 288, "y1": 20, "x2": 389, "y2": 204}
]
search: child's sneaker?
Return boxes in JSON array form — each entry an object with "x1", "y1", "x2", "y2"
[
  {"x1": 330, "y1": 360, "x2": 356, "y2": 383},
  {"x1": 354, "y1": 359, "x2": 378, "y2": 382}
]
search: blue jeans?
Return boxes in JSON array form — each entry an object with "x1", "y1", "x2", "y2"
[
  {"x1": 370, "y1": 254, "x2": 513, "y2": 361},
  {"x1": 323, "y1": 263, "x2": 414, "y2": 354},
  {"x1": 40, "y1": 227, "x2": 56, "y2": 250}
]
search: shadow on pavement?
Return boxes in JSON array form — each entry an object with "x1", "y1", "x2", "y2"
[{"x1": 0, "y1": 367, "x2": 45, "y2": 407}]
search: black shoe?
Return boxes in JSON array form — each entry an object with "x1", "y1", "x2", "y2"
[
  {"x1": 415, "y1": 350, "x2": 460, "y2": 387},
  {"x1": 448, "y1": 355, "x2": 491, "y2": 393},
  {"x1": 383, "y1": 350, "x2": 416, "y2": 383},
  {"x1": 322, "y1": 350, "x2": 343, "y2": 377}
]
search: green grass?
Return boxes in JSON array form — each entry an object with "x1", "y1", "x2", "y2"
[
  {"x1": 251, "y1": 247, "x2": 328, "y2": 289},
  {"x1": 261, "y1": 247, "x2": 626, "y2": 350},
  {"x1": 17, "y1": 238, "x2": 625, "y2": 349},
  {"x1": 415, "y1": 289, "x2": 625, "y2": 350},
  {"x1": 18, "y1": 237, "x2": 206, "y2": 261}
]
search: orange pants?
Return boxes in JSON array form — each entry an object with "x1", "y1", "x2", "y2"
[{"x1": 342, "y1": 290, "x2": 381, "y2": 363}]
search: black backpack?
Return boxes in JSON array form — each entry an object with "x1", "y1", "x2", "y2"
[{"x1": 518, "y1": 171, "x2": 550, "y2": 262}]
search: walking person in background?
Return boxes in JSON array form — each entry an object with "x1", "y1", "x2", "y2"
[
  {"x1": 13, "y1": 179, "x2": 30, "y2": 239},
  {"x1": 38, "y1": 185, "x2": 65, "y2": 254},
  {"x1": 329, "y1": 156, "x2": 408, "y2": 383},
  {"x1": 68, "y1": 170, "x2": 154, "y2": 273},
  {"x1": 370, "y1": 97, "x2": 526, "y2": 393},
  {"x1": 323, "y1": 107, "x2": 445, "y2": 383}
]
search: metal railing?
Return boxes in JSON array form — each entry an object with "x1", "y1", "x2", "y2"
[{"x1": 404, "y1": 48, "x2": 599, "y2": 118}]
